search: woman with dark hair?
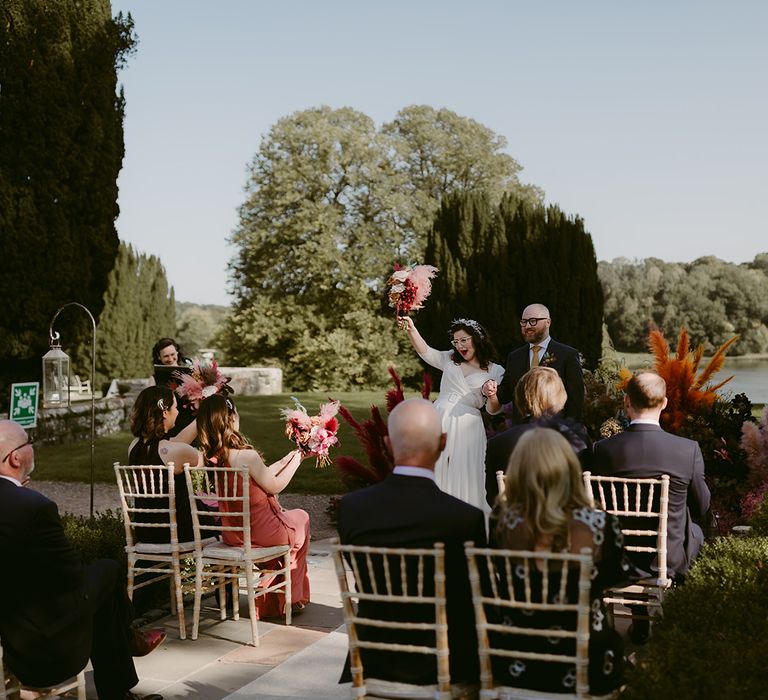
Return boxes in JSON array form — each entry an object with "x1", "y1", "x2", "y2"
[
  {"x1": 151, "y1": 337, "x2": 195, "y2": 437},
  {"x1": 128, "y1": 385, "x2": 202, "y2": 543},
  {"x1": 399, "y1": 316, "x2": 504, "y2": 512},
  {"x1": 490, "y1": 428, "x2": 629, "y2": 694},
  {"x1": 196, "y1": 394, "x2": 311, "y2": 617}
]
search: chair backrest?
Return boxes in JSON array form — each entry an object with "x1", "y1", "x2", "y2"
[
  {"x1": 114, "y1": 462, "x2": 179, "y2": 549},
  {"x1": 583, "y1": 472, "x2": 670, "y2": 583},
  {"x1": 465, "y1": 543, "x2": 594, "y2": 698},
  {"x1": 330, "y1": 539, "x2": 451, "y2": 694},
  {"x1": 185, "y1": 464, "x2": 252, "y2": 553}
]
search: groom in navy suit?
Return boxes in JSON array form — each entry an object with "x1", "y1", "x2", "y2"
[
  {"x1": 488, "y1": 303, "x2": 585, "y2": 423},
  {"x1": 337, "y1": 398, "x2": 486, "y2": 686}
]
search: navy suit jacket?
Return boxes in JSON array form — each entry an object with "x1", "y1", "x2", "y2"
[
  {"x1": 0, "y1": 479, "x2": 92, "y2": 686},
  {"x1": 592, "y1": 424, "x2": 711, "y2": 579},
  {"x1": 337, "y1": 473, "x2": 487, "y2": 685},
  {"x1": 496, "y1": 339, "x2": 585, "y2": 422}
]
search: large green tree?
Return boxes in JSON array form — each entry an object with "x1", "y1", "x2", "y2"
[
  {"x1": 95, "y1": 243, "x2": 175, "y2": 388},
  {"x1": 223, "y1": 105, "x2": 543, "y2": 390},
  {"x1": 0, "y1": 0, "x2": 135, "y2": 403}
]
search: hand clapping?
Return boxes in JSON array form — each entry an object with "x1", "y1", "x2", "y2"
[{"x1": 482, "y1": 379, "x2": 497, "y2": 400}]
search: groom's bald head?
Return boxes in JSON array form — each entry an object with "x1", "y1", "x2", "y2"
[{"x1": 386, "y1": 399, "x2": 446, "y2": 469}]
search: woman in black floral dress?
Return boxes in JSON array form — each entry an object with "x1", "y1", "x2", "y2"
[{"x1": 489, "y1": 427, "x2": 632, "y2": 694}]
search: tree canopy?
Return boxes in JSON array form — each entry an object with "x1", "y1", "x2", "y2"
[
  {"x1": 0, "y1": 0, "x2": 135, "y2": 403},
  {"x1": 223, "y1": 105, "x2": 544, "y2": 390},
  {"x1": 600, "y1": 255, "x2": 768, "y2": 354}
]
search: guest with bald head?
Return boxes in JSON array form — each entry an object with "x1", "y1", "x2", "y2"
[
  {"x1": 337, "y1": 398, "x2": 486, "y2": 687},
  {"x1": 487, "y1": 302, "x2": 585, "y2": 423}
]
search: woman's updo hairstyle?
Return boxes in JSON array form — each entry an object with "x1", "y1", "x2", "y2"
[{"x1": 131, "y1": 385, "x2": 175, "y2": 439}]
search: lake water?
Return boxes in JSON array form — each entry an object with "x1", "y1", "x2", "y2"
[{"x1": 714, "y1": 359, "x2": 768, "y2": 405}]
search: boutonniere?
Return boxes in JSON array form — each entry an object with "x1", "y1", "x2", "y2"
[{"x1": 541, "y1": 352, "x2": 557, "y2": 367}]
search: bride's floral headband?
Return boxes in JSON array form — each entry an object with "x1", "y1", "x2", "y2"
[{"x1": 450, "y1": 318, "x2": 485, "y2": 339}]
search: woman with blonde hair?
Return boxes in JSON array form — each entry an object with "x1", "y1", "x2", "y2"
[
  {"x1": 196, "y1": 395, "x2": 311, "y2": 617},
  {"x1": 490, "y1": 428, "x2": 630, "y2": 694},
  {"x1": 485, "y1": 367, "x2": 589, "y2": 506}
]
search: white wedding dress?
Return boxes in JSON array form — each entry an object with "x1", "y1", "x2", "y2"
[{"x1": 419, "y1": 346, "x2": 504, "y2": 513}]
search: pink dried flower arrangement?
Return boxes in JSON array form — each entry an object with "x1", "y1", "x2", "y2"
[
  {"x1": 386, "y1": 263, "x2": 438, "y2": 316},
  {"x1": 175, "y1": 359, "x2": 230, "y2": 409},
  {"x1": 281, "y1": 397, "x2": 340, "y2": 468}
]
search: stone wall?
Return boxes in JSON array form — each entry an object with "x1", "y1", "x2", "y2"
[
  {"x1": 220, "y1": 367, "x2": 282, "y2": 396},
  {"x1": 34, "y1": 397, "x2": 133, "y2": 445}
]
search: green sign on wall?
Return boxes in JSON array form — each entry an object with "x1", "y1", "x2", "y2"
[{"x1": 10, "y1": 382, "x2": 40, "y2": 428}]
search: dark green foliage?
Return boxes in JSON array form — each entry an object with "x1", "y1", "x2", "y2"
[
  {"x1": 97, "y1": 242, "x2": 175, "y2": 384},
  {"x1": 175, "y1": 302, "x2": 229, "y2": 360},
  {"x1": 600, "y1": 255, "x2": 768, "y2": 354},
  {"x1": 61, "y1": 509, "x2": 127, "y2": 569},
  {"x1": 421, "y1": 193, "x2": 604, "y2": 369},
  {"x1": 748, "y1": 490, "x2": 768, "y2": 535},
  {"x1": 0, "y1": 1, "x2": 135, "y2": 405},
  {"x1": 622, "y1": 536, "x2": 768, "y2": 699}
]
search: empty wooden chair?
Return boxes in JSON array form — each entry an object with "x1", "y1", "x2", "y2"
[
  {"x1": 582, "y1": 472, "x2": 672, "y2": 620},
  {"x1": 185, "y1": 464, "x2": 292, "y2": 646},
  {"x1": 465, "y1": 543, "x2": 619, "y2": 700},
  {"x1": 0, "y1": 636, "x2": 85, "y2": 700},
  {"x1": 331, "y1": 539, "x2": 477, "y2": 700}
]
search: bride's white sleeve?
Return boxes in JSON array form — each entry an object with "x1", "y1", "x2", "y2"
[{"x1": 417, "y1": 346, "x2": 448, "y2": 370}]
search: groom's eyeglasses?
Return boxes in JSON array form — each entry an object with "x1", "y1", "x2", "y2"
[
  {"x1": 451, "y1": 337, "x2": 473, "y2": 348},
  {"x1": 519, "y1": 317, "x2": 549, "y2": 327},
  {"x1": 2, "y1": 435, "x2": 33, "y2": 463}
]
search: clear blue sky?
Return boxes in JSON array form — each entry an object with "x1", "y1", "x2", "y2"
[{"x1": 111, "y1": 0, "x2": 767, "y2": 306}]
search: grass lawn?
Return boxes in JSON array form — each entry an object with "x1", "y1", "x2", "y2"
[{"x1": 34, "y1": 391, "x2": 391, "y2": 495}]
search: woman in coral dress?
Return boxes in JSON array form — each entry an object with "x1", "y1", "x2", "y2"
[
  {"x1": 400, "y1": 316, "x2": 504, "y2": 512},
  {"x1": 197, "y1": 394, "x2": 312, "y2": 618}
]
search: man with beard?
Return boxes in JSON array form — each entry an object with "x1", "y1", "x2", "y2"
[{"x1": 485, "y1": 303, "x2": 585, "y2": 423}]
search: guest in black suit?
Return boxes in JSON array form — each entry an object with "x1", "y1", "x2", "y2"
[
  {"x1": 592, "y1": 372, "x2": 711, "y2": 580},
  {"x1": 337, "y1": 398, "x2": 487, "y2": 686},
  {"x1": 0, "y1": 419, "x2": 163, "y2": 700},
  {"x1": 485, "y1": 367, "x2": 589, "y2": 506},
  {"x1": 486, "y1": 303, "x2": 584, "y2": 423}
]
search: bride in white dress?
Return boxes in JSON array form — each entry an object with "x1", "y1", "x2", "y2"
[{"x1": 399, "y1": 316, "x2": 504, "y2": 512}]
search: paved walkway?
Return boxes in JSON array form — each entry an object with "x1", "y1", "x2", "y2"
[{"x1": 82, "y1": 540, "x2": 351, "y2": 700}]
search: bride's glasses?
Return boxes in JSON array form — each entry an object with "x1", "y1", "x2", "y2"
[{"x1": 451, "y1": 337, "x2": 473, "y2": 348}]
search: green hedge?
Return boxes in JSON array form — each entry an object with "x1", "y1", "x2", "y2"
[
  {"x1": 61, "y1": 510, "x2": 127, "y2": 568},
  {"x1": 622, "y1": 536, "x2": 768, "y2": 699}
]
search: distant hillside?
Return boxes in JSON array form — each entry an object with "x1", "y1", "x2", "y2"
[{"x1": 175, "y1": 301, "x2": 230, "y2": 360}]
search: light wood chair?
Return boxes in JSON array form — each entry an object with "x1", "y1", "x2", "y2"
[
  {"x1": 582, "y1": 472, "x2": 672, "y2": 620},
  {"x1": 184, "y1": 464, "x2": 292, "y2": 646},
  {"x1": 114, "y1": 462, "x2": 212, "y2": 639},
  {"x1": 1, "y1": 636, "x2": 85, "y2": 700},
  {"x1": 331, "y1": 539, "x2": 477, "y2": 700},
  {"x1": 465, "y1": 543, "x2": 618, "y2": 700},
  {"x1": 496, "y1": 470, "x2": 506, "y2": 503}
]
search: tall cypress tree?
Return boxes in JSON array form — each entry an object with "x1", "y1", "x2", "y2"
[
  {"x1": 423, "y1": 192, "x2": 603, "y2": 370},
  {"x1": 0, "y1": 1, "x2": 135, "y2": 405}
]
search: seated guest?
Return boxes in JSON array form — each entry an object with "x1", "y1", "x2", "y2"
[
  {"x1": 592, "y1": 372, "x2": 711, "y2": 641},
  {"x1": 491, "y1": 428, "x2": 630, "y2": 694},
  {"x1": 196, "y1": 395, "x2": 311, "y2": 617},
  {"x1": 485, "y1": 367, "x2": 589, "y2": 506},
  {"x1": 0, "y1": 419, "x2": 164, "y2": 700},
  {"x1": 337, "y1": 398, "x2": 487, "y2": 686},
  {"x1": 129, "y1": 386, "x2": 202, "y2": 544}
]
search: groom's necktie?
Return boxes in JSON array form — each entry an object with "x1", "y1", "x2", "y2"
[{"x1": 531, "y1": 345, "x2": 541, "y2": 367}]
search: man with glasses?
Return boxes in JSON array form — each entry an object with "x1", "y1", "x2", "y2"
[
  {"x1": 486, "y1": 303, "x2": 585, "y2": 422},
  {"x1": 0, "y1": 419, "x2": 164, "y2": 700}
]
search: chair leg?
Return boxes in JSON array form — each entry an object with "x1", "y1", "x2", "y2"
[
  {"x1": 191, "y1": 558, "x2": 205, "y2": 641},
  {"x1": 231, "y1": 570, "x2": 240, "y2": 621},
  {"x1": 76, "y1": 669, "x2": 86, "y2": 700},
  {"x1": 284, "y1": 551, "x2": 292, "y2": 626},
  {"x1": 244, "y1": 564, "x2": 259, "y2": 647},
  {"x1": 172, "y1": 553, "x2": 186, "y2": 640}
]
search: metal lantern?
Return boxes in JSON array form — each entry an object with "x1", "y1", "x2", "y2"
[{"x1": 42, "y1": 333, "x2": 70, "y2": 408}]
